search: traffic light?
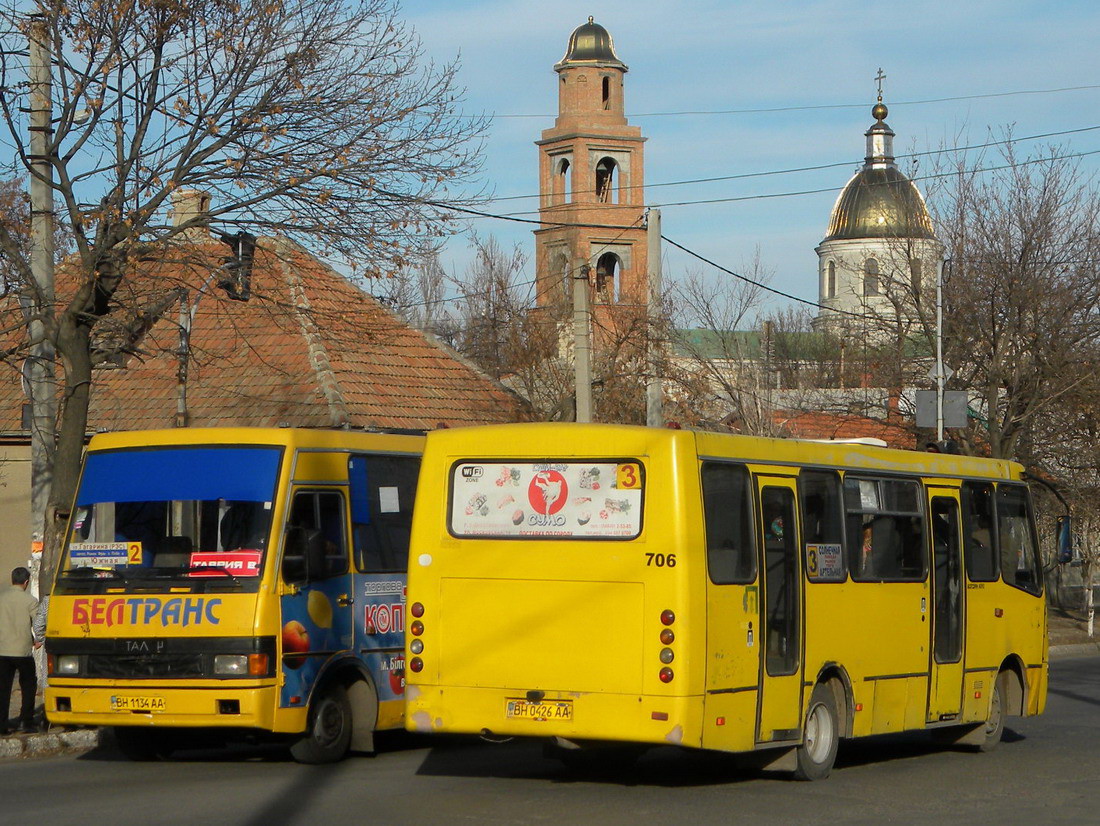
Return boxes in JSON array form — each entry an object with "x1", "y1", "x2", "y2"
[{"x1": 217, "y1": 231, "x2": 256, "y2": 301}]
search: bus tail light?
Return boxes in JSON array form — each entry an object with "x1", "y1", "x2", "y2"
[
  {"x1": 660, "y1": 609, "x2": 675, "y2": 626},
  {"x1": 410, "y1": 657, "x2": 424, "y2": 673},
  {"x1": 410, "y1": 639, "x2": 424, "y2": 655},
  {"x1": 659, "y1": 648, "x2": 674, "y2": 664},
  {"x1": 410, "y1": 620, "x2": 424, "y2": 636},
  {"x1": 659, "y1": 667, "x2": 674, "y2": 683},
  {"x1": 411, "y1": 602, "x2": 425, "y2": 618},
  {"x1": 660, "y1": 628, "x2": 674, "y2": 644}
]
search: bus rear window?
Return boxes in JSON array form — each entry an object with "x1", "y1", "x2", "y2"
[{"x1": 449, "y1": 461, "x2": 643, "y2": 539}]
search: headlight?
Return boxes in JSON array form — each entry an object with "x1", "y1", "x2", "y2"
[
  {"x1": 213, "y1": 654, "x2": 249, "y2": 676},
  {"x1": 56, "y1": 655, "x2": 81, "y2": 675}
]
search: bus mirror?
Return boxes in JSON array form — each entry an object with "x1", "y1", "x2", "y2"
[{"x1": 1057, "y1": 515, "x2": 1074, "y2": 564}]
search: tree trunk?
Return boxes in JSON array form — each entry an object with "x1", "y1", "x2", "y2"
[{"x1": 38, "y1": 312, "x2": 94, "y2": 597}]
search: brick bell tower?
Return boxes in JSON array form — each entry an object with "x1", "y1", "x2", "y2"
[{"x1": 535, "y1": 17, "x2": 648, "y2": 322}]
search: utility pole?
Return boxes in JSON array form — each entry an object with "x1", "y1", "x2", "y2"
[
  {"x1": 646, "y1": 208, "x2": 663, "y2": 427},
  {"x1": 935, "y1": 260, "x2": 945, "y2": 441},
  {"x1": 573, "y1": 262, "x2": 592, "y2": 422},
  {"x1": 26, "y1": 14, "x2": 57, "y2": 568}
]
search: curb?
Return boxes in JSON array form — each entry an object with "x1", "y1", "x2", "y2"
[{"x1": 0, "y1": 728, "x2": 101, "y2": 761}]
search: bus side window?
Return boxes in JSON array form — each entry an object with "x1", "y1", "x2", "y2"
[
  {"x1": 800, "y1": 470, "x2": 845, "y2": 581},
  {"x1": 844, "y1": 477, "x2": 925, "y2": 582},
  {"x1": 961, "y1": 482, "x2": 998, "y2": 582},
  {"x1": 996, "y1": 484, "x2": 1042, "y2": 595},
  {"x1": 350, "y1": 454, "x2": 420, "y2": 574},
  {"x1": 701, "y1": 462, "x2": 755, "y2": 584}
]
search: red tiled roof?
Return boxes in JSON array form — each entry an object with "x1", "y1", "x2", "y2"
[
  {"x1": 772, "y1": 409, "x2": 917, "y2": 450},
  {"x1": 0, "y1": 235, "x2": 529, "y2": 434}
]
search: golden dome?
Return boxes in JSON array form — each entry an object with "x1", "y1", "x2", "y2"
[
  {"x1": 824, "y1": 103, "x2": 935, "y2": 242},
  {"x1": 556, "y1": 17, "x2": 626, "y2": 70},
  {"x1": 825, "y1": 166, "x2": 935, "y2": 241}
]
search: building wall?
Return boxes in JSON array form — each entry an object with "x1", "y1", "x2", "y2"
[{"x1": 0, "y1": 444, "x2": 32, "y2": 577}]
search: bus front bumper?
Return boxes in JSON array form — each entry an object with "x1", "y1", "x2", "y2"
[{"x1": 45, "y1": 683, "x2": 290, "y2": 732}]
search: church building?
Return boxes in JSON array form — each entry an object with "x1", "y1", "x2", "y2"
[{"x1": 814, "y1": 93, "x2": 943, "y2": 333}]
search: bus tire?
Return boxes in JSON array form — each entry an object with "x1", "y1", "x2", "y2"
[
  {"x1": 291, "y1": 683, "x2": 353, "y2": 764},
  {"x1": 793, "y1": 683, "x2": 839, "y2": 781},
  {"x1": 975, "y1": 673, "x2": 1006, "y2": 752},
  {"x1": 113, "y1": 727, "x2": 170, "y2": 761}
]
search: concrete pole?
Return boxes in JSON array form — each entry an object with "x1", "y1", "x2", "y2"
[
  {"x1": 936, "y1": 260, "x2": 945, "y2": 441},
  {"x1": 27, "y1": 14, "x2": 57, "y2": 557},
  {"x1": 573, "y1": 262, "x2": 592, "y2": 423},
  {"x1": 646, "y1": 208, "x2": 663, "y2": 428}
]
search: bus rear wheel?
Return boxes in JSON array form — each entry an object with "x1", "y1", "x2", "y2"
[
  {"x1": 291, "y1": 684, "x2": 353, "y2": 764},
  {"x1": 975, "y1": 673, "x2": 1006, "y2": 752},
  {"x1": 793, "y1": 683, "x2": 839, "y2": 781}
]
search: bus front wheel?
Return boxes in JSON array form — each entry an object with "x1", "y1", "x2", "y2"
[
  {"x1": 793, "y1": 683, "x2": 839, "y2": 781},
  {"x1": 291, "y1": 683, "x2": 353, "y2": 764}
]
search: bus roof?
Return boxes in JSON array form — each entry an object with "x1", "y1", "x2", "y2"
[
  {"x1": 423, "y1": 422, "x2": 1022, "y2": 482},
  {"x1": 85, "y1": 426, "x2": 424, "y2": 454}
]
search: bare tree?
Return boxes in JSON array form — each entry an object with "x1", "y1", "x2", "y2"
[
  {"x1": 451, "y1": 235, "x2": 532, "y2": 380},
  {"x1": 371, "y1": 245, "x2": 457, "y2": 343},
  {"x1": 0, "y1": 0, "x2": 486, "y2": 589},
  {"x1": 669, "y1": 252, "x2": 783, "y2": 434},
  {"x1": 929, "y1": 138, "x2": 1100, "y2": 461}
]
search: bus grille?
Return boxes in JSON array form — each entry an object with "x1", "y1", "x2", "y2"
[{"x1": 86, "y1": 654, "x2": 205, "y2": 679}]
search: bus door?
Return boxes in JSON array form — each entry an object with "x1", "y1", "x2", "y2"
[
  {"x1": 700, "y1": 462, "x2": 759, "y2": 751},
  {"x1": 348, "y1": 453, "x2": 420, "y2": 707},
  {"x1": 279, "y1": 487, "x2": 355, "y2": 707},
  {"x1": 755, "y1": 478, "x2": 804, "y2": 742},
  {"x1": 927, "y1": 490, "x2": 965, "y2": 721}
]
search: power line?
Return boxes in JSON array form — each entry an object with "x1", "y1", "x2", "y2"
[
  {"x1": 661, "y1": 234, "x2": 874, "y2": 320},
  {"x1": 486, "y1": 83, "x2": 1100, "y2": 119},
  {"x1": 485, "y1": 124, "x2": 1100, "y2": 205},
  {"x1": 436, "y1": 145, "x2": 1100, "y2": 220}
]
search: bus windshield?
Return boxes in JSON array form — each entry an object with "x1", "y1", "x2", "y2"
[{"x1": 61, "y1": 445, "x2": 283, "y2": 587}]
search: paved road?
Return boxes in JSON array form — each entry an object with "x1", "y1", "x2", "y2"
[{"x1": 3, "y1": 657, "x2": 1098, "y2": 825}]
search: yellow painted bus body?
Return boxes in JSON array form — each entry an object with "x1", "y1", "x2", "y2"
[
  {"x1": 405, "y1": 423, "x2": 1046, "y2": 765},
  {"x1": 46, "y1": 427, "x2": 422, "y2": 757}
]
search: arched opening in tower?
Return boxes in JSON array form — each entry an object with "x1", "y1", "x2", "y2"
[
  {"x1": 595, "y1": 158, "x2": 617, "y2": 203},
  {"x1": 602, "y1": 76, "x2": 611, "y2": 110},
  {"x1": 826, "y1": 261, "x2": 836, "y2": 298},
  {"x1": 554, "y1": 158, "x2": 571, "y2": 204},
  {"x1": 595, "y1": 252, "x2": 620, "y2": 302},
  {"x1": 554, "y1": 253, "x2": 571, "y2": 301}
]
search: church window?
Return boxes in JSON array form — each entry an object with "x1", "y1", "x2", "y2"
[
  {"x1": 826, "y1": 261, "x2": 836, "y2": 298},
  {"x1": 863, "y1": 258, "x2": 880, "y2": 296},
  {"x1": 602, "y1": 76, "x2": 610, "y2": 110},
  {"x1": 595, "y1": 158, "x2": 617, "y2": 203},
  {"x1": 595, "y1": 252, "x2": 620, "y2": 301}
]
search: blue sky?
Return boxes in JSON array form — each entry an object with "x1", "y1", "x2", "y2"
[{"x1": 405, "y1": 0, "x2": 1100, "y2": 318}]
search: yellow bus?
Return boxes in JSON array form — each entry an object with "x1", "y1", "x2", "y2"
[
  {"x1": 45, "y1": 426, "x2": 422, "y2": 763},
  {"x1": 404, "y1": 423, "x2": 1047, "y2": 779}
]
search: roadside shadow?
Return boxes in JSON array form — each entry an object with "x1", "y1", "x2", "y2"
[
  {"x1": 77, "y1": 726, "x2": 440, "y2": 764},
  {"x1": 414, "y1": 727, "x2": 1029, "y2": 787}
]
